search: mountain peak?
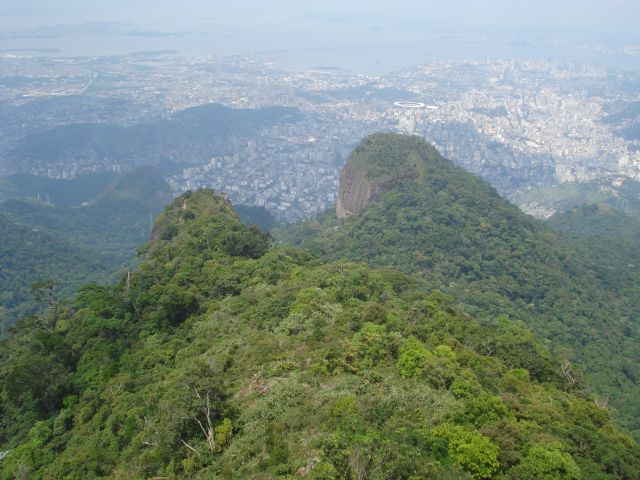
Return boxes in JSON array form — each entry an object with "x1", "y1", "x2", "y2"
[
  {"x1": 149, "y1": 188, "x2": 237, "y2": 243},
  {"x1": 336, "y1": 133, "x2": 443, "y2": 218},
  {"x1": 277, "y1": 133, "x2": 640, "y2": 436}
]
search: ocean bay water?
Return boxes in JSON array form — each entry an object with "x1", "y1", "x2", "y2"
[{"x1": 1, "y1": 10, "x2": 640, "y2": 73}]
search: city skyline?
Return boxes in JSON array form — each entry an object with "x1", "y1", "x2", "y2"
[{"x1": 1, "y1": 51, "x2": 639, "y2": 221}]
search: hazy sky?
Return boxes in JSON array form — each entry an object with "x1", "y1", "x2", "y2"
[
  {"x1": 2, "y1": 0, "x2": 639, "y2": 34},
  {"x1": 2, "y1": 0, "x2": 638, "y2": 73}
]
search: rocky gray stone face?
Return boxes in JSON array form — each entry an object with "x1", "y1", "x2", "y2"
[
  {"x1": 336, "y1": 162, "x2": 376, "y2": 219},
  {"x1": 336, "y1": 160, "x2": 418, "y2": 219}
]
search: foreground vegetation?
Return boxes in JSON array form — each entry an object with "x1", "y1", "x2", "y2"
[{"x1": 1, "y1": 189, "x2": 638, "y2": 479}]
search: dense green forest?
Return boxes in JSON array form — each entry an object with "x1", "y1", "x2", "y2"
[
  {"x1": 274, "y1": 133, "x2": 640, "y2": 440},
  {"x1": 0, "y1": 213, "x2": 114, "y2": 331},
  {"x1": 1, "y1": 189, "x2": 638, "y2": 479},
  {"x1": 545, "y1": 206, "x2": 640, "y2": 384},
  {"x1": 547, "y1": 203, "x2": 640, "y2": 244},
  {"x1": 0, "y1": 167, "x2": 173, "y2": 328}
]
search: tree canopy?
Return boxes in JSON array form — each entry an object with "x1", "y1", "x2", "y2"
[
  {"x1": 1, "y1": 188, "x2": 638, "y2": 479},
  {"x1": 275, "y1": 133, "x2": 640, "y2": 440}
]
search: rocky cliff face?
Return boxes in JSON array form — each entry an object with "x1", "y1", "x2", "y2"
[
  {"x1": 336, "y1": 154, "x2": 418, "y2": 219},
  {"x1": 336, "y1": 162, "x2": 376, "y2": 218}
]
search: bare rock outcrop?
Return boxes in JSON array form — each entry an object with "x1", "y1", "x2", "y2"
[
  {"x1": 336, "y1": 160, "x2": 418, "y2": 219},
  {"x1": 336, "y1": 162, "x2": 377, "y2": 218}
]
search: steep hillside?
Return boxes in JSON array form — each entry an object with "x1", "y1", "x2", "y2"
[
  {"x1": 275, "y1": 133, "x2": 640, "y2": 439},
  {"x1": 546, "y1": 206, "x2": 640, "y2": 373},
  {"x1": 547, "y1": 203, "x2": 640, "y2": 244},
  {"x1": 1, "y1": 189, "x2": 638, "y2": 479},
  {"x1": 0, "y1": 167, "x2": 174, "y2": 327},
  {"x1": 0, "y1": 213, "x2": 114, "y2": 331}
]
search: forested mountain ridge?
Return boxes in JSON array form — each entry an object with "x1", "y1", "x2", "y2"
[
  {"x1": 274, "y1": 133, "x2": 640, "y2": 440},
  {"x1": 1, "y1": 188, "x2": 638, "y2": 479},
  {"x1": 0, "y1": 167, "x2": 173, "y2": 328}
]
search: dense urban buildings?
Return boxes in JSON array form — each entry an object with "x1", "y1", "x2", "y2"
[{"x1": 1, "y1": 53, "x2": 639, "y2": 220}]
